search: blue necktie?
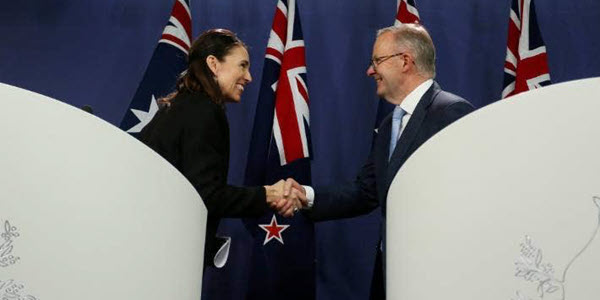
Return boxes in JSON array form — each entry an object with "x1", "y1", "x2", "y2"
[{"x1": 389, "y1": 106, "x2": 406, "y2": 160}]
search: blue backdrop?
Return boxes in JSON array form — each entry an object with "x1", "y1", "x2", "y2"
[{"x1": 1, "y1": 1, "x2": 599, "y2": 299}]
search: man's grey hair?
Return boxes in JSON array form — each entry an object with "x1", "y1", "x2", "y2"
[{"x1": 377, "y1": 23, "x2": 436, "y2": 78}]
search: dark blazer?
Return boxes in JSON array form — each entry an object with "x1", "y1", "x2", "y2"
[
  {"x1": 307, "y1": 82, "x2": 474, "y2": 296},
  {"x1": 311, "y1": 80, "x2": 474, "y2": 255},
  {"x1": 140, "y1": 91, "x2": 268, "y2": 267},
  {"x1": 308, "y1": 82, "x2": 474, "y2": 221}
]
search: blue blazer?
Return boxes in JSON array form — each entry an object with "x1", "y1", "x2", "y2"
[{"x1": 308, "y1": 82, "x2": 474, "y2": 222}]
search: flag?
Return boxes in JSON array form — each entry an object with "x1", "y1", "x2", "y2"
[
  {"x1": 119, "y1": 0, "x2": 192, "y2": 135},
  {"x1": 242, "y1": 0, "x2": 315, "y2": 299},
  {"x1": 502, "y1": 0, "x2": 551, "y2": 99},
  {"x1": 395, "y1": 0, "x2": 420, "y2": 26},
  {"x1": 374, "y1": 0, "x2": 421, "y2": 132}
]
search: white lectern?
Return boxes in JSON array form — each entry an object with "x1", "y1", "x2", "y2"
[
  {"x1": 0, "y1": 83, "x2": 206, "y2": 299},
  {"x1": 387, "y1": 78, "x2": 600, "y2": 300}
]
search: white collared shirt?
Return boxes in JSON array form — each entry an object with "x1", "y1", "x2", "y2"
[
  {"x1": 394, "y1": 79, "x2": 433, "y2": 140},
  {"x1": 302, "y1": 79, "x2": 434, "y2": 208}
]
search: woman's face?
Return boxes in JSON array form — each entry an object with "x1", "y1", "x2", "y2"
[{"x1": 213, "y1": 45, "x2": 252, "y2": 102}]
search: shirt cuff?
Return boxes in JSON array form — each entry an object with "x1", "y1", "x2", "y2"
[{"x1": 303, "y1": 185, "x2": 315, "y2": 209}]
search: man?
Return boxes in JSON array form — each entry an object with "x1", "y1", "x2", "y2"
[{"x1": 277, "y1": 23, "x2": 475, "y2": 298}]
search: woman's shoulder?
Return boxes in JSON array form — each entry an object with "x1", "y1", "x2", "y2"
[
  {"x1": 173, "y1": 91, "x2": 220, "y2": 111},
  {"x1": 168, "y1": 91, "x2": 225, "y2": 126}
]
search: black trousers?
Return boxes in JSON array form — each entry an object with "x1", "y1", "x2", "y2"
[{"x1": 369, "y1": 249, "x2": 385, "y2": 300}]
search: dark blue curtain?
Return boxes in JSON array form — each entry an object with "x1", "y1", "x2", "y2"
[{"x1": 1, "y1": 1, "x2": 599, "y2": 299}]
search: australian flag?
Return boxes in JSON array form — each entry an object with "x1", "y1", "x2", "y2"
[
  {"x1": 395, "y1": 0, "x2": 420, "y2": 26},
  {"x1": 374, "y1": 0, "x2": 421, "y2": 132},
  {"x1": 502, "y1": 0, "x2": 551, "y2": 99},
  {"x1": 119, "y1": 0, "x2": 191, "y2": 135},
  {"x1": 243, "y1": 0, "x2": 315, "y2": 299}
]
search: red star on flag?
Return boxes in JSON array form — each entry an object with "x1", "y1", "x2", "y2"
[{"x1": 259, "y1": 214, "x2": 290, "y2": 245}]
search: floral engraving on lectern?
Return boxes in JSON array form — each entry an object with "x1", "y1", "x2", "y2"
[
  {"x1": 0, "y1": 279, "x2": 38, "y2": 300},
  {"x1": 1, "y1": 221, "x2": 38, "y2": 299},
  {"x1": 0, "y1": 220, "x2": 21, "y2": 268},
  {"x1": 512, "y1": 196, "x2": 600, "y2": 300}
]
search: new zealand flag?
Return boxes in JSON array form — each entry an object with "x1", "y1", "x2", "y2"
[
  {"x1": 502, "y1": 0, "x2": 551, "y2": 99},
  {"x1": 243, "y1": 0, "x2": 315, "y2": 299},
  {"x1": 119, "y1": 0, "x2": 191, "y2": 136}
]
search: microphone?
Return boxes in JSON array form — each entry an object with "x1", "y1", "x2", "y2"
[{"x1": 81, "y1": 105, "x2": 94, "y2": 115}]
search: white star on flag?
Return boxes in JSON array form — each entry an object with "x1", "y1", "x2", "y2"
[
  {"x1": 126, "y1": 95, "x2": 159, "y2": 133},
  {"x1": 259, "y1": 214, "x2": 290, "y2": 245}
]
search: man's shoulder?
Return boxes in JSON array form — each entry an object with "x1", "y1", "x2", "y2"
[
  {"x1": 433, "y1": 88, "x2": 469, "y2": 105},
  {"x1": 429, "y1": 87, "x2": 474, "y2": 112},
  {"x1": 422, "y1": 85, "x2": 475, "y2": 127}
]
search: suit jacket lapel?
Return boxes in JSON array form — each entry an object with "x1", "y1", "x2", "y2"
[
  {"x1": 376, "y1": 113, "x2": 392, "y2": 170},
  {"x1": 387, "y1": 82, "x2": 440, "y2": 180}
]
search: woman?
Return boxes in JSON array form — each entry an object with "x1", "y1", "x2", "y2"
[{"x1": 140, "y1": 29, "x2": 296, "y2": 268}]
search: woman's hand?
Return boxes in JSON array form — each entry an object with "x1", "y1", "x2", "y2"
[{"x1": 264, "y1": 179, "x2": 307, "y2": 217}]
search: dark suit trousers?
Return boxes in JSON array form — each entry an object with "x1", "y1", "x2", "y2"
[{"x1": 369, "y1": 249, "x2": 385, "y2": 300}]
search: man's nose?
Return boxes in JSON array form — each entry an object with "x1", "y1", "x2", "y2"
[{"x1": 366, "y1": 64, "x2": 376, "y2": 76}]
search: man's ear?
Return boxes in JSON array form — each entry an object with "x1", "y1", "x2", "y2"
[
  {"x1": 401, "y1": 53, "x2": 413, "y2": 72},
  {"x1": 206, "y1": 55, "x2": 219, "y2": 76}
]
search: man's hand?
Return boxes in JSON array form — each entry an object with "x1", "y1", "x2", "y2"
[
  {"x1": 283, "y1": 178, "x2": 306, "y2": 204},
  {"x1": 265, "y1": 178, "x2": 308, "y2": 217},
  {"x1": 274, "y1": 178, "x2": 308, "y2": 217}
]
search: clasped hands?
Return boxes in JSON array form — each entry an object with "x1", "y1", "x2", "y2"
[{"x1": 264, "y1": 178, "x2": 306, "y2": 217}]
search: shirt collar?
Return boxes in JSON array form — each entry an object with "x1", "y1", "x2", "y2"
[{"x1": 399, "y1": 79, "x2": 433, "y2": 115}]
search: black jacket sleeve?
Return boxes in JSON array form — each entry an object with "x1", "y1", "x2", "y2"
[
  {"x1": 141, "y1": 94, "x2": 268, "y2": 218},
  {"x1": 178, "y1": 100, "x2": 268, "y2": 218}
]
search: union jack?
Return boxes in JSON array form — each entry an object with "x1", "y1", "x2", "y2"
[
  {"x1": 241, "y1": 0, "x2": 315, "y2": 298},
  {"x1": 265, "y1": 0, "x2": 311, "y2": 166},
  {"x1": 157, "y1": 0, "x2": 192, "y2": 54},
  {"x1": 502, "y1": 0, "x2": 551, "y2": 99},
  {"x1": 119, "y1": 0, "x2": 191, "y2": 134},
  {"x1": 395, "y1": 0, "x2": 420, "y2": 25}
]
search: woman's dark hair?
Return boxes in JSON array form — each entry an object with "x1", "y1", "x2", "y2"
[{"x1": 160, "y1": 28, "x2": 246, "y2": 106}]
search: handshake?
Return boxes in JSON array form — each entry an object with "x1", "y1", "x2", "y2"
[{"x1": 264, "y1": 178, "x2": 307, "y2": 217}]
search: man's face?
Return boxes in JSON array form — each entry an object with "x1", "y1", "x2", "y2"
[{"x1": 367, "y1": 32, "x2": 405, "y2": 102}]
